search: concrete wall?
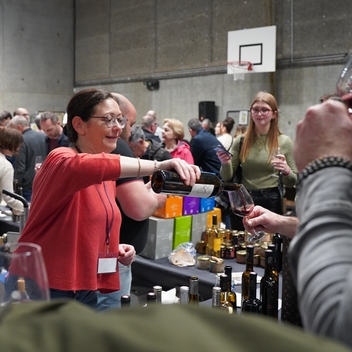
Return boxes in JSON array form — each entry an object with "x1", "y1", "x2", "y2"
[
  {"x1": 74, "y1": 0, "x2": 352, "y2": 141},
  {"x1": 0, "y1": 0, "x2": 351, "y2": 142},
  {"x1": 0, "y1": 0, "x2": 74, "y2": 118}
]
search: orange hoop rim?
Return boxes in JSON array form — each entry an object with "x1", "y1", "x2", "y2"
[{"x1": 227, "y1": 61, "x2": 253, "y2": 71}]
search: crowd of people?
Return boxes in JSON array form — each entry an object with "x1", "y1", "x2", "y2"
[{"x1": 2, "y1": 87, "x2": 352, "y2": 350}]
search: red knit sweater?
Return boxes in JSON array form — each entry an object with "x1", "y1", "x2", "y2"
[{"x1": 19, "y1": 148, "x2": 122, "y2": 292}]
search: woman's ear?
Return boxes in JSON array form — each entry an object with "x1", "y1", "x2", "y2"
[{"x1": 72, "y1": 116, "x2": 85, "y2": 136}]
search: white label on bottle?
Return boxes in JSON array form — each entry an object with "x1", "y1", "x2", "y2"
[{"x1": 188, "y1": 184, "x2": 214, "y2": 198}]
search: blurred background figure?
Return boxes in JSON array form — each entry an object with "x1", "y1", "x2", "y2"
[
  {"x1": 188, "y1": 118, "x2": 222, "y2": 177},
  {"x1": 0, "y1": 128, "x2": 24, "y2": 214},
  {"x1": 0, "y1": 111, "x2": 12, "y2": 127},
  {"x1": 141, "y1": 113, "x2": 161, "y2": 143},
  {"x1": 201, "y1": 118, "x2": 215, "y2": 135},
  {"x1": 234, "y1": 125, "x2": 247, "y2": 138},
  {"x1": 9, "y1": 116, "x2": 46, "y2": 202},
  {"x1": 146, "y1": 110, "x2": 163, "y2": 141},
  {"x1": 162, "y1": 118, "x2": 194, "y2": 164},
  {"x1": 39, "y1": 111, "x2": 69, "y2": 155},
  {"x1": 216, "y1": 117, "x2": 235, "y2": 151},
  {"x1": 13, "y1": 107, "x2": 30, "y2": 120}
]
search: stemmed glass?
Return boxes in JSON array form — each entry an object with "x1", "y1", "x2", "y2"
[
  {"x1": 336, "y1": 55, "x2": 352, "y2": 97},
  {"x1": 228, "y1": 186, "x2": 266, "y2": 242},
  {"x1": 35, "y1": 156, "x2": 43, "y2": 170},
  {"x1": 270, "y1": 147, "x2": 281, "y2": 178},
  {"x1": 0, "y1": 243, "x2": 49, "y2": 315}
]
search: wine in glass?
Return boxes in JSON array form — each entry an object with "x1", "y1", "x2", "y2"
[
  {"x1": 228, "y1": 186, "x2": 266, "y2": 242},
  {"x1": 270, "y1": 147, "x2": 282, "y2": 178},
  {"x1": 0, "y1": 242, "x2": 50, "y2": 309}
]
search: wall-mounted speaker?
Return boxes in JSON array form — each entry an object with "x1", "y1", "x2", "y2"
[{"x1": 198, "y1": 101, "x2": 216, "y2": 123}]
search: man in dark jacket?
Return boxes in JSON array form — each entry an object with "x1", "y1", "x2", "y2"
[
  {"x1": 188, "y1": 118, "x2": 222, "y2": 177},
  {"x1": 39, "y1": 111, "x2": 69, "y2": 155},
  {"x1": 10, "y1": 116, "x2": 46, "y2": 201}
]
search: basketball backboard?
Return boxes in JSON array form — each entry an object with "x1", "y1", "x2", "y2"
[{"x1": 227, "y1": 25, "x2": 276, "y2": 74}]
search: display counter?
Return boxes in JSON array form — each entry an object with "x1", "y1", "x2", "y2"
[{"x1": 132, "y1": 254, "x2": 280, "y2": 301}]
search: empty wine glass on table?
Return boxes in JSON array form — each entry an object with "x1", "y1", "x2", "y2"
[
  {"x1": 269, "y1": 147, "x2": 281, "y2": 178},
  {"x1": 228, "y1": 185, "x2": 266, "y2": 242},
  {"x1": 0, "y1": 243, "x2": 49, "y2": 312},
  {"x1": 35, "y1": 156, "x2": 43, "y2": 171}
]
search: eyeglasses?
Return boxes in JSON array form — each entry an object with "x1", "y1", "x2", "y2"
[
  {"x1": 250, "y1": 108, "x2": 273, "y2": 116},
  {"x1": 90, "y1": 114, "x2": 127, "y2": 128},
  {"x1": 153, "y1": 122, "x2": 159, "y2": 127}
]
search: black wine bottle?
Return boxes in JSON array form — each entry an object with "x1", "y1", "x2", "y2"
[
  {"x1": 272, "y1": 233, "x2": 283, "y2": 273},
  {"x1": 242, "y1": 272, "x2": 262, "y2": 315},
  {"x1": 224, "y1": 265, "x2": 237, "y2": 313},
  {"x1": 220, "y1": 274, "x2": 233, "y2": 314},
  {"x1": 151, "y1": 170, "x2": 241, "y2": 198},
  {"x1": 260, "y1": 250, "x2": 278, "y2": 319},
  {"x1": 189, "y1": 276, "x2": 199, "y2": 304},
  {"x1": 267, "y1": 244, "x2": 279, "y2": 284},
  {"x1": 241, "y1": 245, "x2": 254, "y2": 302}
]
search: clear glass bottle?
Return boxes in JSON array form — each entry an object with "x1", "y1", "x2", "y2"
[
  {"x1": 224, "y1": 265, "x2": 237, "y2": 313},
  {"x1": 151, "y1": 170, "x2": 241, "y2": 198},
  {"x1": 242, "y1": 272, "x2": 262, "y2": 315},
  {"x1": 260, "y1": 250, "x2": 278, "y2": 319},
  {"x1": 179, "y1": 286, "x2": 189, "y2": 304},
  {"x1": 241, "y1": 245, "x2": 254, "y2": 302},
  {"x1": 220, "y1": 274, "x2": 233, "y2": 314},
  {"x1": 212, "y1": 286, "x2": 221, "y2": 308},
  {"x1": 189, "y1": 276, "x2": 199, "y2": 304},
  {"x1": 211, "y1": 215, "x2": 221, "y2": 258},
  {"x1": 153, "y1": 285, "x2": 162, "y2": 304}
]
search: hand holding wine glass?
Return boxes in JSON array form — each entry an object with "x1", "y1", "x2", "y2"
[
  {"x1": 228, "y1": 186, "x2": 266, "y2": 242},
  {"x1": 270, "y1": 147, "x2": 281, "y2": 177}
]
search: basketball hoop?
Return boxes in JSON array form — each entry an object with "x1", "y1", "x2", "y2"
[{"x1": 227, "y1": 61, "x2": 253, "y2": 81}]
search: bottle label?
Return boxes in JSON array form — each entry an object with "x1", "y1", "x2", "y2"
[{"x1": 188, "y1": 184, "x2": 215, "y2": 197}]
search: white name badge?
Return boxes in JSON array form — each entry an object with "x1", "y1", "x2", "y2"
[{"x1": 97, "y1": 253, "x2": 118, "y2": 274}]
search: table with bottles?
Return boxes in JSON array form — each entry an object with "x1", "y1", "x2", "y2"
[{"x1": 132, "y1": 253, "x2": 282, "y2": 302}]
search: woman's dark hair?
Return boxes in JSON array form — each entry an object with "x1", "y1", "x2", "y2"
[
  {"x1": 222, "y1": 117, "x2": 235, "y2": 134},
  {"x1": 0, "y1": 128, "x2": 23, "y2": 153},
  {"x1": 66, "y1": 88, "x2": 115, "y2": 143}
]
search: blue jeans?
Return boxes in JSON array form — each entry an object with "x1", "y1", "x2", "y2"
[
  {"x1": 22, "y1": 190, "x2": 32, "y2": 203},
  {"x1": 95, "y1": 263, "x2": 132, "y2": 311},
  {"x1": 50, "y1": 288, "x2": 97, "y2": 308}
]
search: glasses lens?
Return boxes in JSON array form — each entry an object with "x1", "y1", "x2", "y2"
[
  {"x1": 106, "y1": 115, "x2": 126, "y2": 128},
  {"x1": 251, "y1": 108, "x2": 270, "y2": 115}
]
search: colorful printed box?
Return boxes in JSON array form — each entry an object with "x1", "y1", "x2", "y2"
[
  {"x1": 183, "y1": 196, "x2": 200, "y2": 216},
  {"x1": 207, "y1": 207, "x2": 222, "y2": 228},
  {"x1": 153, "y1": 195, "x2": 183, "y2": 219},
  {"x1": 199, "y1": 197, "x2": 215, "y2": 213},
  {"x1": 139, "y1": 216, "x2": 174, "y2": 260},
  {"x1": 191, "y1": 212, "x2": 208, "y2": 245},
  {"x1": 173, "y1": 215, "x2": 192, "y2": 249}
]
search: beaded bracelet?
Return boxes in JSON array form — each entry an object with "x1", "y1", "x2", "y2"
[{"x1": 297, "y1": 156, "x2": 352, "y2": 189}]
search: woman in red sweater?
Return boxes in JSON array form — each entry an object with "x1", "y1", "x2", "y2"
[{"x1": 18, "y1": 88, "x2": 200, "y2": 307}]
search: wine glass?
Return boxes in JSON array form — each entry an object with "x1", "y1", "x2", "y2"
[
  {"x1": 336, "y1": 55, "x2": 352, "y2": 97},
  {"x1": 228, "y1": 186, "x2": 266, "y2": 242},
  {"x1": 0, "y1": 243, "x2": 50, "y2": 309},
  {"x1": 269, "y1": 148, "x2": 281, "y2": 178},
  {"x1": 35, "y1": 156, "x2": 43, "y2": 170}
]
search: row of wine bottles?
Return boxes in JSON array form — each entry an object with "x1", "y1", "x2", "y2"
[{"x1": 241, "y1": 246, "x2": 279, "y2": 317}]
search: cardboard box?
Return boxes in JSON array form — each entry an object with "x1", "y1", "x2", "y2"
[
  {"x1": 182, "y1": 196, "x2": 200, "y2": 216},
  {"x1": 153, "y1": 195, "x2": 183, "y2": 219},
  {"x1": 199, "y1": 197, "x2": 215, "y2": 213},
  {"x1": 139, "y1": 216, "x2": 174, "y2": 260},
  {"x1": 207, "y1": 207, "x2": 222, "y2": 228},
  {"x1": 173, "y1": 215, "x2": 192, "y2": 249},
  {"x1": 191, "y1": 212, "x2": 207, "y2": 245}
]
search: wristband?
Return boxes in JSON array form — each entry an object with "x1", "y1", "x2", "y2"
[{"x1": 297, "y1": 156, "x2": 352, "y2": 190}]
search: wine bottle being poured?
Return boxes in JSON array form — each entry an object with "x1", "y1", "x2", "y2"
[{"x1": 151, "y1": 170, "x2": 241, "y2": 198}]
